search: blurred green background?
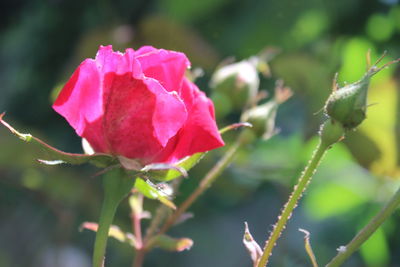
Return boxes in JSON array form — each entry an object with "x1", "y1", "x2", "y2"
[{"x1": 1, "y1": 0, "x2": 400, "y2": 266}]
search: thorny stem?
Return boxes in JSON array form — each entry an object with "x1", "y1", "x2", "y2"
[
  {"x1": 326, "y1": 186, "x2": 400, "y2": 267},
  {"x1": 257, "y1": 139, "x2": 330, "y2": 267},
  {"x1": 157, "y1": 134, "x2": 243, "y2": 236}
]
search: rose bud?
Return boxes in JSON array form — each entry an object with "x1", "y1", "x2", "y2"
[
  {"x1": 210, "y1": 57, "x2": 260, "y2": 110},
  {"x1": 53, "y1": 45, "x2": 224, "y2": 166},
  {"x1": 241, "y1": 80, "x2": 292, "y2": 141},
  {"x1": 325, "y1": 52, "x2": 399, "y2": 129}
]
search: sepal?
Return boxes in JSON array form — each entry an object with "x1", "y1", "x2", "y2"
[
  {"x1": 144, "y1": 153, "x2": 202, "y2": 182},
  {"x1": 0, "y1": 113, "x2": 117, "y2": 167}
]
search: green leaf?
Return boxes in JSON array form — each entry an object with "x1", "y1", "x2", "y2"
[
  {"x1": 0, "y1": 114, "x2": 117, "y2": 167},
  {"x1": 80, "y1": 222, "x2": 137, "y2": 248},
  {"x1": 146, "y1": 234, "x2": 193, "y2": 252},
  {"x1": 134, "y1": 178, "x2": 176, "y2": 209}
]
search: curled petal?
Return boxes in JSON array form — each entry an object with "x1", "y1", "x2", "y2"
[
  {"x1": 161, "y1": 78, "x2": 225, "y2": 163},
  {"x1": 136, "y1": 46, "x2": 190, "y2": 93},
  {"x1": 102, "y1": 73, "x2": 187, "y2": 163}
]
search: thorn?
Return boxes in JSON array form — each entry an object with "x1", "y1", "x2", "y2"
[{"x1": 332, "y1": 73, "x2": 339, "y2": 92}]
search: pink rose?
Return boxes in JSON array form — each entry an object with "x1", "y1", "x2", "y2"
[{"x1": 53, "y1": 45, "x2": 224, "y2": 165}]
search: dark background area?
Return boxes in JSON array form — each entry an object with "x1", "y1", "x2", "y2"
[{"x1": 1, "y1": 0, "x2": 400, "y2": 266}]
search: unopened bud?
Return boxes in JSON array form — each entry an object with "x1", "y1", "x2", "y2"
[
  {"x1": 211, "y1": 91, "x2": 233, "y2": 119},
  {"x1": 241, "y1": 81, "x2": 292, "y2": 140},
  {"x1": 210, "y1": 58, "x2": 260, "y2": 109},
  {"x1": 325, "y1": 52, "x2": 399, "y2": 129},
  {"x1": 242, "y1": 100, "x2": 278, "y2": 140}
]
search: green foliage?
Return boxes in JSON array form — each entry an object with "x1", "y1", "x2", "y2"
[{"x1": 1, "y1": 0, "x2": 400, "y2": 266}]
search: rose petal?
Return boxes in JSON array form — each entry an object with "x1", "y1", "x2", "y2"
[
  {"x1": 53, "y1": 59, "x2": 109, "y2": 153},
  {"x1": 102, "y1": 73, "x2": 187, "y2": 163},
  {"x1": 54, "y1": 45, "x2": 223, "y2": 164},
  {"x1": 161, "y1": 79, "x2": 224, "y2": 163},
  {"x1": 95, "y1": 45, "x2": 142, "y2": 78},
  {"x1": 136, "y1": 46, "x2": 190, "y2": 93}
]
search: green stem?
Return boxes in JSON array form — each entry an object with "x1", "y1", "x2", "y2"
[
  {"x1": 326, "y1": 186, "x2": 400, "y2": 267},
  {"x1": 256, "y1": 120, "x2": 344, "y2": 267},
  {"x1": 92, "y1": 168, "x2": 135, "y2": 267},
  {"x1": 257, "y1": 139, "x2": 330, "y2": 267}
]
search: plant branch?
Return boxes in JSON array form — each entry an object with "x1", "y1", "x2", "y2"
[
  {"x1": 157, "y1": 135, "x2": 243, "y2": 236},
  {"x1": 133, "y1": 250, "x2": 145, "y2": 267},
  {"x1": 131, "y1": 194, "x2": 144, "y2": 248},
  {"x1": 130, "y1": 193, "x2": 146, "y2": 267},
  {"x1": 325, "y1": 186, "x2": 400, "y2": 267}
]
